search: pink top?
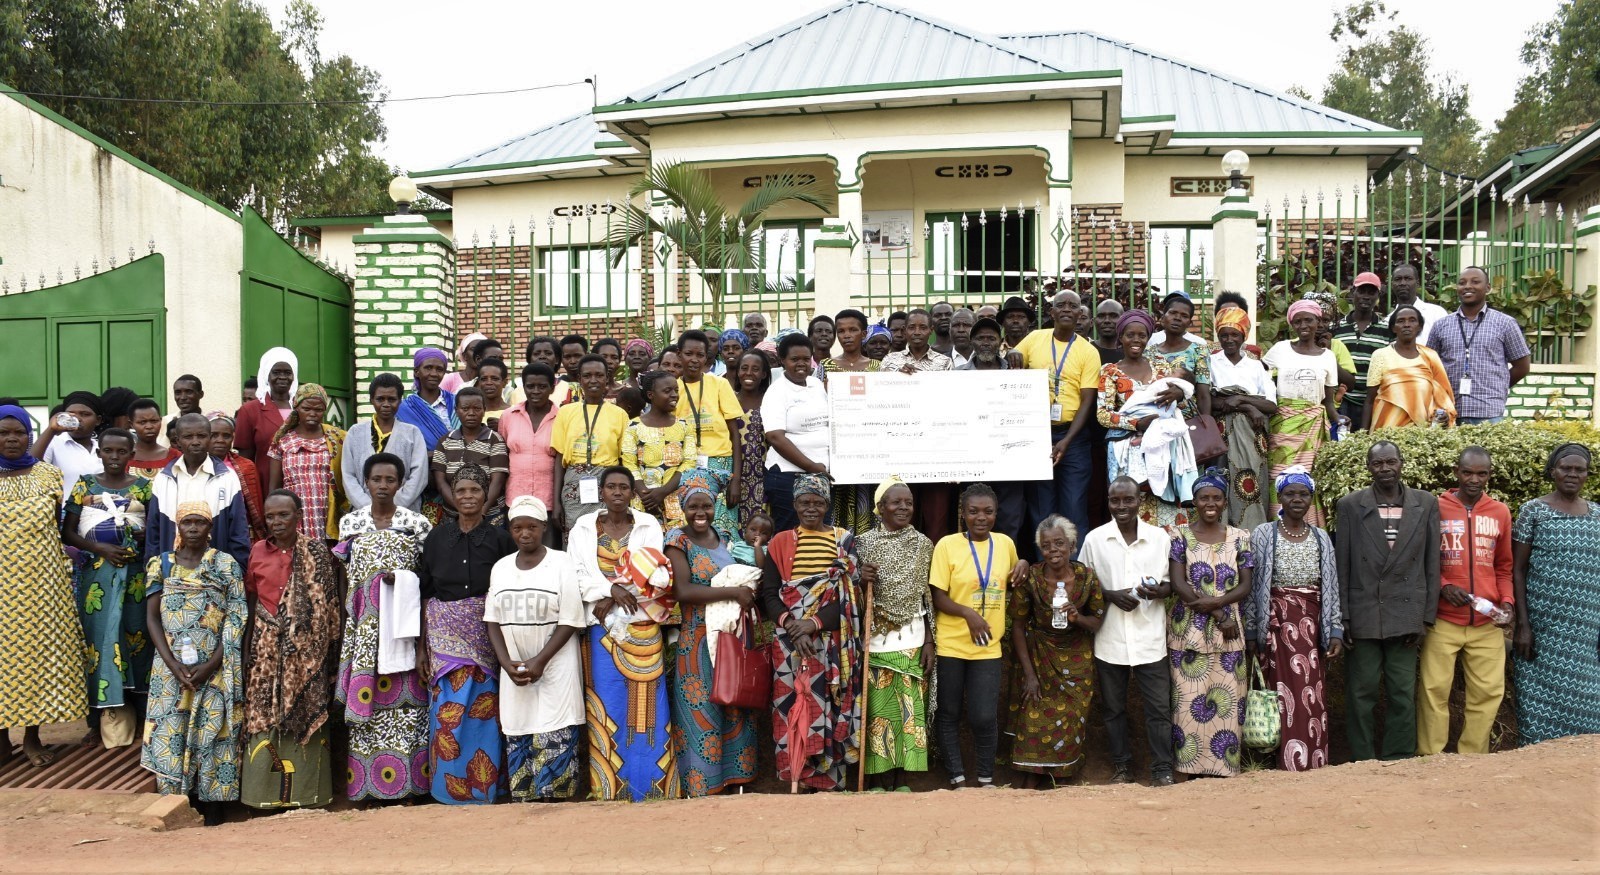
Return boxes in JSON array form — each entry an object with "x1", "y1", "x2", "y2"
[
  {"x1": 499, "y1": 400, "x2": 561, "y2": 508},
  {"x1": 440, "y1": 372, "x2": 469, "y2": 395}
]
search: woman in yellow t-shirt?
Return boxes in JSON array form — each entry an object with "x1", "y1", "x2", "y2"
[
  {"x1": 550, "y1": 354, "x2": 629, "y2": 537},
  {"x1": 930, "y1": 483, "x2": 1030, "y2": 788}
]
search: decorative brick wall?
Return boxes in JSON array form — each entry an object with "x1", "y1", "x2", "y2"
[
  {"x1": 1071, "y1": 204, "x2": 1147, "y2": 274},
  {"x1": 1505, "y1": 364, "x2": 1595, "y2": 422},
  {"x1": 454, "y1": 243, "x2": 661, "y2": 354},
  {"x1": 352, "y1": 217, "x2": 455, "y2": 417}
]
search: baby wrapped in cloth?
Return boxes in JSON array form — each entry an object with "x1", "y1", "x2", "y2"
[{"x1": 1107, "y1": 377, "x2": 1198, "y2": 504}]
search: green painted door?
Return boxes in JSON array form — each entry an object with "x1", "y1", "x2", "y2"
[
  {"x1": 239, "y1": 208, "x2": 355, "y2": 426},
  {"x1": 0, "y1": 255, "x2": 166, "y2": 407}
]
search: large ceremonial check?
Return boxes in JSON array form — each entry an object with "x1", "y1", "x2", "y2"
[{"x1": 827, "y1": 370, "x2": 1054, "y2": 485}]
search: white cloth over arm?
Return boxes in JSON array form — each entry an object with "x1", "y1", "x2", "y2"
[
  {"x1": 703, "y1": 563, "x2": 762, "y2": 668},
  {"x1": 378, "y1": 569, "x2": 422, "y2": 674}
]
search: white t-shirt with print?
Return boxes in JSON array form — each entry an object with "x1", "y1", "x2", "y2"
[
  {"x1": 483, "y1": 549, "x2": 587, "y2": 736},
  {"x1": 1262, "y1": 343, "x2": 1338, "y2": 404}
]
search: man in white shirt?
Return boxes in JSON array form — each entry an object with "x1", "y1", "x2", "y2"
[
  {"x1": 1079, "y1": 477, "x2": 1175, "y2": 786},
  {"x1": 1388, "y1": 263, "x2": 1448, "y2": 345},
  {"x1": 948, "y1": 308, "x2": 976, "y2": 368}
]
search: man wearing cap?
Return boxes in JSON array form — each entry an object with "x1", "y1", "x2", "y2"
[
  {"x1": 1334, "y1": 272, "x2": 1395, "y2": 429},
  {"x1": 999, "y1": 296, "x2": 1035, "y2": 353},
  {"x1": 1387, "y1": 263, "x2": 1449, "y2": 346}
]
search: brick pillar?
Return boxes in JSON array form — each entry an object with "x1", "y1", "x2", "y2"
[{"x1": 353, "y1": 214, "x2": 456, "y2": 418}]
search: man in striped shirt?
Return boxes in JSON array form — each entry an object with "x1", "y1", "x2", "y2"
[{"x1": 1334, "y1": 271, "x2": 1394, "y2": 429}]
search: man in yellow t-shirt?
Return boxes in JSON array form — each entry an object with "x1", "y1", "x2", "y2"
[
  {"x1": 929, "y1": 483, "x2": 1027, "y2": 788},
  {"x1": 549, "y1": 353, "x2": 629, "y2": 536},
  {"x1": 1009, "y1": 290, "x2": 1102, "y2": 553},
  {"x1": 674, "y1": 329, "x2": 744, "y2": 535}
]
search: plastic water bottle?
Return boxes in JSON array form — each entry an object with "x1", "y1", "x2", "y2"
[
  {"x1": 175, "y1": 633, "x2": 200, "y2": 666},
  {"x1": 604, "y1": 606, "x2": 632, "y2": 643},
  {"x1": 1051, "y1": 582, "x2": 1070, "y2": 629},
  {"x1": 1471, "y1": 596, "x2": 1510, "y2": 625}
]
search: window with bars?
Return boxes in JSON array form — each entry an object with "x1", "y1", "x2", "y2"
[{"x1": 537, "y1": 244, "x2": 641, "y2": 315}]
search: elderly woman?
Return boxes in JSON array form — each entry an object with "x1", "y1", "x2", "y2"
[
  {"x1": 242, "y1": 490, "x2": 343, "y2": 810},
  {"x1": 397, "y1": 347, "x2": 457, "y2": 455},
  {"x1": 334, "y1": 453, "x2": 433, "y2": 803},
  {"x1": 418, "y1": 464, "x2": 515, "y2": 804},
  {"x1": 570, "y1": 466, "x2": 679, "y2": 801},
  {"x1": 1098, "y1": 309, "x2": 1196, "y2": 527},
  {"x1": 760, "y1": 473, "x2": 865, "y2": 792},
  {"x1": 715, "y1": 328, "x2": 749, "y2": 377},
  {"x1": 734, "y1": 352, "x2": 771, "y2": 530},
  {"x1": 762, "y1": 334, "x2": 831, "y2": 533},
  {"x1": 441, "y1": 332, "x2": 487, "y2": 395},
  {"x1": 234, "y1": 347, "x2": 298, "y2": 494},
  {"x1": 1167, "y1": 470, "x2": 1253, "y2": 778},
  {"x1": 1244, "y1": 466, "x2": 1345, "y2": 772},
  {"x1": 62, "y1": 428, "x2": 153, "y2": 742},
  {"x1": 0, "y1": 406, "x2": 88, "y2": 768},
  {"x1": 267, "y1": 383, "x2": 347, "y2": 540},
  {"x1": 141, "y1": 501, "x2": 246, "y2": 824},
  {"x1": 855, "y1": 477, "x2": 934, "y2": 791},
  {"x1": 1364, "y1": 305, "x2": 1456, "y2": 430},
  {"x1": 1007, "y1": 514, "x2": 1102, "y2": 788},
  {"x1": 622, "y1": 338, "x2": 655, "y2": 390},
  {"x1": 665, "y1": 474, "x2": 759, "y2": 797},
  {"x1": 1512, "y1": 443, "x2": 1600, "y2": 745},
  {"x1": 1209, "y1": 307, "x2": 1276, "y2": 529},
  {"x1": 1263, "y1": 301, "x2": 1345, "y2": 523}
]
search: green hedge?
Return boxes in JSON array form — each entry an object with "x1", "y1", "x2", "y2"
[{"x1": 1310, "y1": 420, "x2": 1600, "y2": 529}]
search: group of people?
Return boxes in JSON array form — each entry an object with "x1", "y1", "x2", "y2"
[{"x1": 0, "y1": 263, "x2": 1594, "y2": 823}]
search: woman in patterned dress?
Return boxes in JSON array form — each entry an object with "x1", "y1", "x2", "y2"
[
  {"x1": 1167, "y1": 470, "x2": 1253, "y2": 778},
  {"x1": 62, "y1": 429, "x2": 153, "y2": 740},
  {"x1": 334, "y1": 452, "x2": 433, "y2": 803},
  {"x1": 1147, "y1": 292, "x2": 1212, "y2": 421},
  {"x1": 1512, "y1": 443, "x2": 1600, "y2": 745},
  {"x1": 1243, "y1": 466, "x2": 1344, "y2": 772},
  {"x1": 141, "y1": 501, "x2": 246, "y2": 825},
  {"x1": 665, "y1": 475, "x2": 759, "y2": 796},
  {"x1": 0, "y1": 405, "x2": 88, "y2": 768},
  {"x1": 855, "y1": 477, "x2": 935, "y2": 791},
  {"x1": 621, "y1": 371, "x2": 698, "y2": 531},
  {"x1": 1097, "y1": 309, "x2": 1194, "y2": 527},
  {"x1": 267, "y1": 383, "x2": 347, "y2": 540},
  {"x1": 1007, "y1": 514, "x2": 1102, "y2": 787},
  {"x1": 733, "y1": 352, "x2": 770, "y2": 529}
]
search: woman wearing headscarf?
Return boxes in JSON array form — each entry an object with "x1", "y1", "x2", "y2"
[
  {"x1": 1209, "y1": 305, "x2": 1276, "y2": 530},
  {"x1": 571, "y1": 466, "x2": 679, "y2": 801},
  {"x1": 760, "y1": 472, "x2": 866, "y2": 791},
  {"x1": 0, "y1": 405, "x2": 88, "y2": 768},
  {"x1": 396, "y1": 347, "x2": 457, "y2": 454},
  {"x1": 441, "y1": 332, "x2": 487, "y2": 395},
  {"x1": 62, "y1": 428, "x2": 153, "y2": 741},
  {"x1": 622, "y1": 338, "x2": 655, "y2": 391},
  {"x1": 141, "y1": 501, "x2": 246, "y2": 824},
  {"x1": 864, "y1": 323, "x2": 893, "y2": 361},
  {"x1": 1512, "y1": 443, "x2": 1600, "y2": 745},
  {"x1": 1243, "y1": 466, "x2": 1344, "y2": 772},
  {"x1": 1006, "y1": 514, "x2": 1101, "y2": 788},
  {"x1": 333, "y1": 453, "x2": 433, "y2": 803},
  {"x1": 418, "y1": 464, "x2": 513, "y2": 804},
  {"x1": 235, "y1": 347, "x2": 298, "y2": 495},
  {"x1": 714, "y1": 328, "x2": 748, "y2": 378},
  {"x1": 854, "y1": 477, "x2": 934, "y2": 791},
  {"x1": 267, "y1": 383, "x2": 347, "y2": 540},
  {"x1": 1167, "y1": 469, "x2": 1253, "y2": 778},
  {"x1": 1262, "y1": 300, "x2": 1345, "y2": 523},
  {"x1": 1363, "y1": 305, "x2": 1456, "y2": 430},
  {"x1": 241, "y1": 489, "x2": 343, "y2": 810},
  {"x1": 665, "y1": 472, "x2": 758, "y2": 797},
  {"x1": 1098, "y1": 309, "x2": 1196, "y2": 526}
]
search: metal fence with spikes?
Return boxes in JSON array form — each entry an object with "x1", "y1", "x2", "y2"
[{"x1": 3, "y1": 241, "x2": 160, "y2": 297}]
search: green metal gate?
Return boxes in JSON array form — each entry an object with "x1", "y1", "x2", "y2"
[
  {"x1": 239, "y1": 208, "x2": 355, "y2": 426},
  {"x1": 0, "y1": 254, "x2": 166, "y2": 407}
]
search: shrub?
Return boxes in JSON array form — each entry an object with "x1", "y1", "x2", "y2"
[{"x1": 1310, "y1": 420, "x2": 1600, "y2": 529}]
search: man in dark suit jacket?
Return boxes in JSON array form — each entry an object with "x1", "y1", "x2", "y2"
[{"x1": 1336, "y1": 440, "x2": 1441, "y2": 761}]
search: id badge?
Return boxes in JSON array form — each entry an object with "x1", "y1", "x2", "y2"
[
  {"x1": 1460, "y1": 377, "x2": 1472, "y2": 395},
  {"x1": 697, "y1": 454, "x2": 710, "y2": 469},
  {"x1": 579, "y1": 477, "x2": 599, "y2": 505},
  {"x1": 1049, "y1": 403, "x2": 1063, "y2": 421}
]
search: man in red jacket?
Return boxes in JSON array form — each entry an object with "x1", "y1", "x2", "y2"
[{"x1": 1419, "y1": 446, "x2": 1514, "y2": 755}]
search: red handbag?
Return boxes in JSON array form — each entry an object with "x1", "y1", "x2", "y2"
[{"x1": 711, "y1": 608, "x2": 772, "y2": 709}]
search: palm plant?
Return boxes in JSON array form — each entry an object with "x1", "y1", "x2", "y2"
[{"x1": 609, "y1": 161, "x2": 834, "y2": 323}]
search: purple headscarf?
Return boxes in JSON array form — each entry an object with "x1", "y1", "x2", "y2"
[
  {"x1": 0, "y1": 405, "x2": 38, "y2": 471},
  {"x1": 1115, "y1": 309, "x2": 1157, "y2": 339}
]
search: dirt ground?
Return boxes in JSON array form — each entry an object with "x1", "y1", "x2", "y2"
[{"x1": 1, "y1": 735, "x2": 1594, "y2": 874}]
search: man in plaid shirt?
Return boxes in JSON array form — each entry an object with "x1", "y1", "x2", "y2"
[{"x1": 1427, "y1": 267, "x2": 1531, "y2": 424}]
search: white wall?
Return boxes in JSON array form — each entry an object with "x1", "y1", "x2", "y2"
[{"x1": 0, "y1": 94, "x2": 244, "y2": 409}]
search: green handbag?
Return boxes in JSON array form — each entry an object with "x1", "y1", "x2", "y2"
[{"x1": 1242, "y1": 656, "x2": 1281, "y2": 750}]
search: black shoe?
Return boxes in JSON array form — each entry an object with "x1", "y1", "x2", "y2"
[
  {"x1": 1152, "y1": 772, "x2": 1175, "y2": 787},
  {"x1": 1108, "y1": 765, "x2": 1134, "y2": 785}
]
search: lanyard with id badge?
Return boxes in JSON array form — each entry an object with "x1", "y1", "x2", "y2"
[
  {"x1": 683, "y1": 378, "x2": 711, "y2": 469},
  {"x1": 1050, "y1": 335, "x2": 1076, "y2": 421},
  {"x1": 578, "y1": 403, "x2": 602, "y2": 504},
  {"x1": 1456, "y1": 313, "x2": 1482, "y2": 396},
  {"x1": 968, "y1": 535, "x2": 995, "y2": 647}
]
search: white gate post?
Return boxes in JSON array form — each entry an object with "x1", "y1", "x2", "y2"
[
  {"x1": 353, "y1": 211, "x2": 456, "y2": 418},
  {"x1": 1212, "y1": 192, "x2": 1261, "y2": 344}
]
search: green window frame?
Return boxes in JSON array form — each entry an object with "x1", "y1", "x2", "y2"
[
  {"x1": 537, "y1": 243, "x2": 641, "y2": 315},
  {"x1": 751, "y1": 220, "x2": 823, "y2": 294},
  {"x1": 924, "y1": 210, "x2": 1038, "y2": 296}
]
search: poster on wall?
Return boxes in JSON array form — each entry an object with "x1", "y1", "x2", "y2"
[{"x1": 862, "y1": 210, "x2": 914, "y2": 252}]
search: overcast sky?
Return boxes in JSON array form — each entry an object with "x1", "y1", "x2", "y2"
[{"x1": 271, "y1": 0, "x2": 1563, "y2": 172}]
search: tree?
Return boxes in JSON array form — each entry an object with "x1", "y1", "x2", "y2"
[
  {"x1": 609, "y1": 162, "x2": 833, "y2": 323},
  {"x1": 0, "y1": 0, "x2": 392, "y2": 218},
  {"x1": 1486, "y1": 0, "x2": 1600, "y2": 159},
  {"x1": 1313, "y1": 2, "x2": 1483, "y2": 178}
]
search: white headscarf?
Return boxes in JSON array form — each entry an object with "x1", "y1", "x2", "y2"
[{"x1": 254, "y1": 346, "x2": 299, "y2": 403}]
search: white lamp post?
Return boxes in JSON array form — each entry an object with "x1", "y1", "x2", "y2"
[
  {"x1": 1221, "y1": 150, "x2": 1250, "y2": 194},
  {"x1": 388, "y1": 174, "x2": 419, "y2": 215}
]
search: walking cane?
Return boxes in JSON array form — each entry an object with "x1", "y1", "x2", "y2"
[{"x1": 856, "y1": 571, "x2": 873, "y2": 792}]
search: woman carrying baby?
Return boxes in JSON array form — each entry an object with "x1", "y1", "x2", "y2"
[{"x1": 1098, "y1": 309, "x2": 1198, "y2": 526}]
